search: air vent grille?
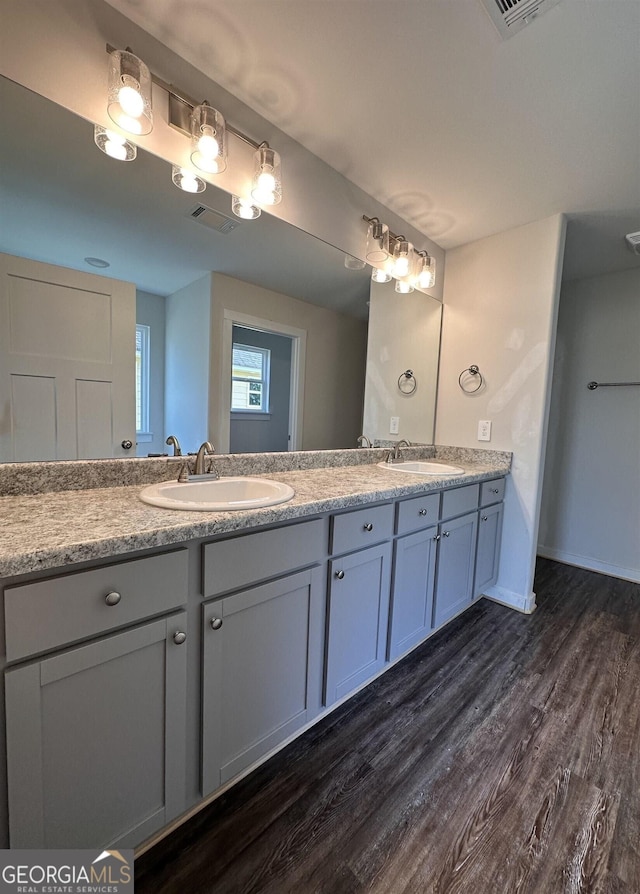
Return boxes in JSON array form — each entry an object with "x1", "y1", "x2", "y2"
[
  {"x1": 480, "y1": 0, "x2": 561, "y2": 38},
  {"x1": 187, "y1": 204, "x2": 239, "y2": 235}
]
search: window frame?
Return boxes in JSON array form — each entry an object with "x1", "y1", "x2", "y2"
[
  {"x1": 231, "y1": 342, "x2": 271, "y2": 415},
  {"x1": 135, "y1": 323, "x2": 151, "y2": 438}
]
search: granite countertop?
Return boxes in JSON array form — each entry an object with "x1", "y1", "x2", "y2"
[{"x1": 0, "y1": 455, "x2": 510, "y2": 578}]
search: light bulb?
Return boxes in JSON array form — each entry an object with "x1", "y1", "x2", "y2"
[
  {"x1": 118, "y1": 81, "x2": 144, "y2": 119},
  {"x1": 171, "y1": 164, "x2": 206, "y2": 194},
  {"x1": 232, "y1": 196, "x2": 261, "y2": 219},
  {"x1": 251, "y1": 146, "x2": 282, "y2": 205},
  {"x1": 94, "y1": 125, "x2": 137, "y2": 161},
  {"x1": 371, "y1": 267, "x2": 392, "y2": 284},
  {"x1": 105, "y1": 133, "x2": 127, "y2": 160},
  {"x1": 394, "y1": 256, "x2": 410, "y2": 277},
  {"x1": 395, "y1": 280, "x2": 414, "y2": 294},
  {"x1": 198, "y1": 128, "x2": 219, "y2": 160}
]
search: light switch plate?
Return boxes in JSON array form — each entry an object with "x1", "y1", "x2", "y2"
[
  {"x1": 477, "y1": 420, "x2": 491, "y2": 441},
  {"x1": 390, "y1": 416, "x2": 400, "y2": 435}
]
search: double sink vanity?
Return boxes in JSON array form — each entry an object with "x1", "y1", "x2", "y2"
[{"x1": 0, "y1": 444, "x2": 510, "y2": 853}]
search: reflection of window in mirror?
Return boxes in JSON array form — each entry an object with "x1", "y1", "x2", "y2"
[
  {"x1": 231, "y1": 344, "x2": 271, "y2": 413},
  {"x1": 136, "y1": 324, "x2": 151, "y2": 437}
]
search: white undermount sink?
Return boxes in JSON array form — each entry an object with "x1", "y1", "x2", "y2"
[
  {"x1": 377, "y1": 460, "x2": 464, "y2": 476},
  {"x1": 139, "y1": 477, "x2": 295, "y2": 511}
]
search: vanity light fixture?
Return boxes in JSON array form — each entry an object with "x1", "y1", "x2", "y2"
[
  {"x1": 366, "y1": 218, "x2": 390, "y2": 263},
  {"x1": 362, "y1": 214, "x2": 436, "y2": 291},
  {"x1": 172, "y1": 165, "x2": 206, "y2": 194},
  {"x1": 190, "y1": 103, "x2": 227, "y2": 174},
  {"x1": 103, "y1": 44, "x2": 285, "y2": 206},
  {"x1": 416, "y1": 252, "x2": 436, "y2": 289},
  {"x1": 231, "y1": 196, "x2": 262, "y2": 219},
  {"x1": 251, "y1": 145, "x2": 282, "y2": 206},
  {"x1": 107, "y1": 49, "x2": 153, "y2": 135},
  {"x1": 93, "y1": 124, "x2": 137, "y2": 161}
]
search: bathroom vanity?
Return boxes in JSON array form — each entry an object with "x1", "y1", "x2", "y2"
[{"x1": 0, "y1": 448, "x2": 508, "y2": 852}]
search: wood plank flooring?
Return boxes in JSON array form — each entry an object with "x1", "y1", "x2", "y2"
[{"x1": 134, "y1": 558, "x2": 640, "y2": 893}]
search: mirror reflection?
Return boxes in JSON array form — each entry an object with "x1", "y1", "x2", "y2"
[{"x1": 0, "y1": 76, "x2": 441, "y2": 462}]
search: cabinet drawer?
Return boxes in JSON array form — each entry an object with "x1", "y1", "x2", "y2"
[
  {"x1": 480, "y1": 478, "x2": 505, "y2": 506},
  {"x1": 5, "y1": 550, "x2": 188, "y2": 662},
  {"x1": 441, "y1": 484, "x2": 479, "y2": 520},
  {"x1": 203, "y1": 518, "x2": 324, "y2": 598},
  {"x1": 396, "y1": 493, "x2": 441, "y2": 536},
  {"x1": 330, "y1": 503, "x2": 394, "y2": 555}
]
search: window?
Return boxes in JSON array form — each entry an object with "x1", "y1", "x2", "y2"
[
  {"x1": 231, "y1": 343, "x2": 270, "y2": 413},
  {"x1": 135, "y1": 323, "x2": 151, "y2": 434}
]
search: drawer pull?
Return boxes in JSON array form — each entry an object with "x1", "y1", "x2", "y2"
[
  {"x1": 104, "y1": 591, "x2": 122, "y2": 607},
  {"x1": 210, "y1": 617, "x2": 223, "y2": 630},
  {"x1": 363, "y1": 523, "x2": 374, "y2": 532},
  {"x1": 173, "y1": 631, "x2": 187, "y2": 645},
  {"x1": 418, "y1": 509, "x2": 428, "y2": 516},
  {"x1": 443, "y1": 531, "x2": 451, "y2": 537},
  {"x1": 433, "y1": 534, "x2": 441, "y2": 542},
  {"x1": 491, "y1": 488, "x2": 500, "y2": 494},
  {"x1": 335, "y1": 570, "x2": 345, "y2": 580},
  {"x1": 482, "y1": 515, "x2": 489, "y2": 522}
]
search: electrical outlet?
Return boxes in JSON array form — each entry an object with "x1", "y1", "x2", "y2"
[
  {"x1": 390, "y1": 416, "x2": 400, "y2": 435},
  {"x1": 477, "y1": 420, "x2": 492, "y2": 441}
]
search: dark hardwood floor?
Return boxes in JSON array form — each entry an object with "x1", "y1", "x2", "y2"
[{"x1": 135, "y1": 559, "x2": 640, "y2": 893}]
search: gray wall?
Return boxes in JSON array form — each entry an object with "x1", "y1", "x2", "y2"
[
  {"x1": 230, "y1": 325, "x2": 292, "y2": 454},
  {"x1": 136, "y1": 290, "x2": 165, "y2": 457},
  {"x1": 538, "y1": 268, "x2": 640, "y2": 583}
]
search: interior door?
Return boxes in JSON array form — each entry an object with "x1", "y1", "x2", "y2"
[{"x1": 0, "y1": 253, "x2": 135, "y2": 461}]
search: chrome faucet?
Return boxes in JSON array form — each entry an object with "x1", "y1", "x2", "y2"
[
  {"x1": 385, "y1": 439, "x2": 411, "y2": 463},
  {"x1": 356, "y1": 435, "x2": 372, "y2": 448},
  {"x1": 194, "y1": 441, "x2": 215, "y2": 475},
  {"x1": 165, "y1": 435, "x2": 182, "y2": 456}
]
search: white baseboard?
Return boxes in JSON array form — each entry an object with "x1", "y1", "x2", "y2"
[
  {"x1": 482, "y1": 585, "x2": 537, "y2": 614},
  {"x1": 537, "y1": 546, "x2": 640, "y2": 585}
]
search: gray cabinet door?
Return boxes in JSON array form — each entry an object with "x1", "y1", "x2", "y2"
[
  {"x1": 202, "y1": 566, "x2": 324, "y2": 795},
  {"x1": 325, "y1": 542, "x2": 392, "y2": 706},
  {"x1": 474, "y1": 502, "x2": 504, "y2": 597},
  {"x1": 5, "y1": 612, "x2": 188, "y2": 849},
  {"x1": 433, "y1": 512, "x2": 478, "y2": 628},
  {"x1": 389, "y1": 526, "x2": 437, "y2": 661}
]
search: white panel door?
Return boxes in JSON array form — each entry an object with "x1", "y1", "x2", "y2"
[{"x1": 0, "y1": 253, "x2": 136, "y2": 461}]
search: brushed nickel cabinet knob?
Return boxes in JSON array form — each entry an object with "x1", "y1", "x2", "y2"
[
  {"x1": 105, "y1": 591, "x2": 121, "y2": 606},
  {"x1": 210, "y1": 618, "x2": 223, "y2": 630},
  {"x1": 173, "y1": 631, "x2": 186, "y2": 645}
]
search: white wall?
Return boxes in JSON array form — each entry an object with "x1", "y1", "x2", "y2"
[
  {"x1": 436, "y1": 214, "x2": 566, "y2": 612},
  {"x1": 209, "y1": 274, "x2": 367, "y2": 451},
  {"x1": 538, "y1": 268, "x2": 640, "y2": 582},
  {"x1": 136, "y1": 290, "x2": 165, "y2": 456},
  {"x1": 363, "y1": 283, "x2": 442, "y2": 444},
  {"x1": 164, "y1": 275, "x2": 211, "y2": 453}
]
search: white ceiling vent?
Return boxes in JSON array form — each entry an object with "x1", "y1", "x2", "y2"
[
  {"x1": 187, "y1": 204, "x2": 239, "y2": 235},
  {"x1": 624, "y1": 231, "x2": 640, "y2": 255},
  {"x1": 480, "y1": 0, "x2": 561, "y2": 38}
]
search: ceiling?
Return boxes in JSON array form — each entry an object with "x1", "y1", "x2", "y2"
[{"x1": 102, "y1": 0, "x2": 640, "y2": 283}]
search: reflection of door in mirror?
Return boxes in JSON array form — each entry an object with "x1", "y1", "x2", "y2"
[
  {"x1": 230, "y1": 325, "x2": 292, "y2": 454},
  {"x1": 0, "y1": 253, "x2": 135, "y2": 462}
]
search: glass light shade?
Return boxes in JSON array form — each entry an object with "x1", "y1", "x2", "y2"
[
  {"x1": 371, "y1": 265, "x2": 393, "y2": 283},
  {"x1": 107, "y1": 50, "x2": 153, "y2": 135},
  {"x1": 172, "y1": 165, "x2": 206, "y2": 193},
  {"x1": 395, "y1": 279, "x2": 414, "y2": 294},
  {"x1": 94, "y1": 125, "x2": 137, "y2": 161},
  {"x1": 232, "y1": 196, "x2": 262, "y2": 219},
  {"x1": 190, "y1": 104, "x2": 227, "y2": 174},
  {"x1": 392, "y1": 240, "x2": 414, "y2": 279},
  {"x1": 417, "y1": 254, "x2": 436, "y2": 289},
  {"x1": 344, "y1": 254, "x2": 366, "y2": 270},
  {"x1": 366, "y1": 221, "x2": 390, "y2": 263},
  {"x1": 251, "y1": 147, "x2": 282, "y2": 205}
]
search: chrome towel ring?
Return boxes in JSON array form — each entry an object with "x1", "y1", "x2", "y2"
[
  {"x1": 398, "y1": 370, "x2": 417, "y2": 394},
  {"x1": 459, "y1": 364, "x2": 484, "y2": 393}
]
